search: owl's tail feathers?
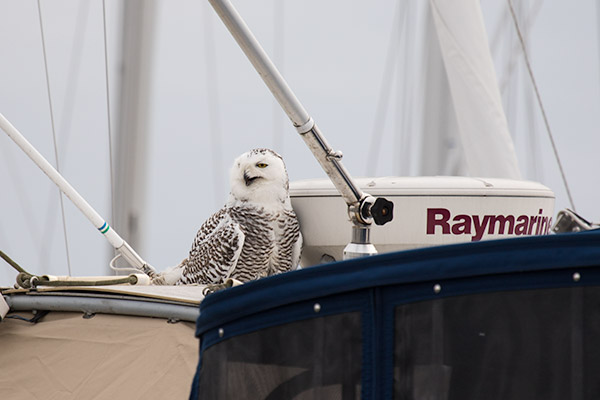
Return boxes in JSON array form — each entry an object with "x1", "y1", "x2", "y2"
[{"x1": 151, "y1": 258, "x2": 187, "y2": 285}]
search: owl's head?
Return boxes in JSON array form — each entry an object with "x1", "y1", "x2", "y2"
[{"x1": 229, "y1": 148, "x2": 291, "y2": 207}]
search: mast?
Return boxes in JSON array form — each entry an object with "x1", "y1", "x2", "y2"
[{"x1": 112, "y1": 0, "x2": 157, "y2": 270}]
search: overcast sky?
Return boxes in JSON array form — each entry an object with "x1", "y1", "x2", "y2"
[{"x1": 1, "y1": 0, "x2": 598, "y2": 286}]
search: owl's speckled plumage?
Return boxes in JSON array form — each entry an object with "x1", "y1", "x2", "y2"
[{"x1": 166, "y1": 149, "x2": 302, "y2": 285}]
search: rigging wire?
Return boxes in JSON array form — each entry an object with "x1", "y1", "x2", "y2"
[
  {"x1": 272, "y1": 0, "x2": 285, "y2": 152},
  {"x1": 39, "y1": 0, "x2": 91, "y2": 267},
  {"x1": 0, "y1": 146, "x2": 43, "y2": 250},
  {"x1": 502, "y1": 0, "x2": 543, "y2": 181},
  {"x1": 502, "y1": 1, "x2": 524, "y2": 175},
  {"x1": 492, "y1": 1, "x2": 543, "y2": 181},
  {"x1": 516, "y1": 1, "x2": 543, "y2": 181},
  {"x1": 36, "y1": 0, "x2": 73, "y2": 276},
  {"x1": 597, "y1": 2, "x2": 600, "y2": 137},
  {"x1": 507, "y1": 0, "x2": 576, "y2": 211},
  {"x1": 203, "y1": 2, "x2": 225, "y2": 208},
  {"x1": 395, "y1": 1, "x2": 413, "y2": 176},
  {"x1": 101, "y1": 0, "x2": 117, "y2": 236},
  {"x1": 498, "y1": 0, "x2": 543, "y2": 95}
]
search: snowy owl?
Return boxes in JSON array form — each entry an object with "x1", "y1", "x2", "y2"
[{"x1": 155, "y1": 148, "x2": 302, "y2": 286}]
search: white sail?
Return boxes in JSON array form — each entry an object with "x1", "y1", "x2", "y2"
[
  {"x1": 430, "y1": 0, "x2": 521, "y2": 179},
  {"x1": 419, "y1": 1, "x2": 466, "y2": 177}
]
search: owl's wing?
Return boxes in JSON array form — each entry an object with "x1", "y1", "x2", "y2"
[
  {"x1": 291, "y1": 229, "x2": 303, "y2": 270},
  {"x1": 271, "y1": 209, "x2": 303, "y2": 274},
  {"x1": 179, "y1": 209, "x2": 245, "y2": 285}
]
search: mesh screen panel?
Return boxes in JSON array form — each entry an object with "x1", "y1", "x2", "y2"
[
  {"x1": 197, "y1": 312, "x2": 362, "y2": 399},
  {"x1": 394, "y1": 286, "x2": 600, "y2": 400}
]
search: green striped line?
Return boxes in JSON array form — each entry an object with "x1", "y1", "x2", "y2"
[{"x1": 99, "y1": 222, "x2": 110, "y2": 234}]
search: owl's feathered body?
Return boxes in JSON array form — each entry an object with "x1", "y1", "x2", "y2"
[
  {"x1": 162, "y1": 148, "x2": 302, "y2": 286},
  {"x1": 177, "y1": 204, "x2": 301, "y2": 284}
]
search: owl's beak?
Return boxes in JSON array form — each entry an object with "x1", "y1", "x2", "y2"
[{"x1": 244, "y1": 171, "x2": 258, "y2": 186}]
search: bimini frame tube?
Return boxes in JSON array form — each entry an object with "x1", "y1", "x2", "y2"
[
  {"x1": 208, "y1": 0, "x2": 393, "y2": 229},
  {"x1": 0, "y1": 113, "x2": 155, "y2": 276},
  {"x1": 208, "y1": 0, "x2": 366, "y2": 207}
]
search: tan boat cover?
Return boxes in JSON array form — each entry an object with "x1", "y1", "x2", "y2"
[{"x1": 0, "y1": 311, "x2": 198, "y2": 399}]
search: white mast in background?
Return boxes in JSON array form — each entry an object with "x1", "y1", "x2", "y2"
[
  {"x1": 419, "y1": 1, "x2": 466, "y2": 177},
  {"x1": 429, "y1": 0, "x2": 522, "y2": 179},
  {"x1": 113, "y1": 0, "x2": 157, "y2": 271}
]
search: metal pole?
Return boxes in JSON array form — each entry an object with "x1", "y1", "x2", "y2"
[
  {"x1": 208, "y1": 0, "x2": 367, "y2": 214},
  {"x1": 209, "y1": 0, "x2": 309, "y2": 127},
  {"x1": 0, "y1": 112, "x2": 155, "y2": 275}
]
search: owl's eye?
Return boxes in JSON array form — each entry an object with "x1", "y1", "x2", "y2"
[{"x1": 256, "y1": 163, "x2": 268, "y2": 168}]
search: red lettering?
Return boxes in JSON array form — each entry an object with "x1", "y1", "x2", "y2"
[
  {"x1": 538, "y1": 216, "x2": 546, "y2": 235},
  {"x1": 535, "y1": 209, "x2": 544, "y2": 235},
  {"x1": 427, "y1": 209, "x2": 550, "y2": 238},
  {"x1": 427, "y1": 208, "x2": 450, "y2": 234},
  {"x1": 515, "y1": 216, "x2": 528, "y2": 235},
  {"x1": 527, "y1": 216, "x2": 537, "y2": 235},
  {"x1": 472, "y1": 215, "x2": 491, "y2": 241},
  {"x1": 452, "y1": 215, "x2": 471, "y2": 234},
  {"x1": 488, "y1": 215, "x2": 515, "y2": 235}
]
